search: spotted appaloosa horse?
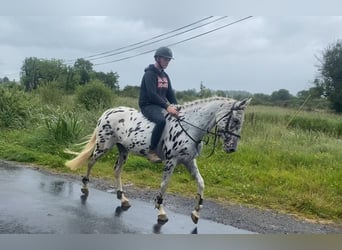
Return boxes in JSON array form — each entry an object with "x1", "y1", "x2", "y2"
[{"x1": 65, "y1": 97, "x2": 251, "y2": 224}]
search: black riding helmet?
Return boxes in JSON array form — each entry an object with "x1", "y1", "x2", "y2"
[{"x1": 154, "y1": 46, "x2": 174, "y2": 60}]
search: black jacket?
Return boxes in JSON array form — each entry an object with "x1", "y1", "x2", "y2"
[{"x1": 139, "y1": 64, "x2": 177, "y2": 109}]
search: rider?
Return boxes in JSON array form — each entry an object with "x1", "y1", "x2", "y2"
[{"x1": 139, "y1": 46, "x2": 179, "y2": 163}]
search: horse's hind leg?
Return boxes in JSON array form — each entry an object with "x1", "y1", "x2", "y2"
[
  {"x1": 82, "y1": 139, "x2": 114, "y2": 196},
  {"x1": 185, "y1": 159, "x2": 204, "y2": 224},
  {"x1": 114, "y1": 143, "x2": 130, "y2": 209},
  {"x1": 81, "y1": 158, "x2": 97, "y2": 196}
]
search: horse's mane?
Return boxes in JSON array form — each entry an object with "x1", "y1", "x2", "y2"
[{"x1": 181, "y1": 96, "x2": 234, "y2": 109}]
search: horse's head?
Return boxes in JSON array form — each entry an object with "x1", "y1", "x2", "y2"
[{"x1": 216, "y1": 98, "x2": 251, "y2": 153}]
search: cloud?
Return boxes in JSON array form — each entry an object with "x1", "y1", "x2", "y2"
[{"x1": 1, "y1": 16, "x2": 342, "y2": 95}]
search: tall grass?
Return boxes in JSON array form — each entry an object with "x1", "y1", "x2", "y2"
[
  {"x1": 0, "y1": 97, "x2": 341, "y2": 222},
  {"x1": 193, "y1": 106, "x2": 342, "y2": 220},
  {"x1": 43, "y1": 108, "x2": 83, "y2": 143},
  {"x1": 0, "y1": 87, "x2": 33, "y2": 128},
  {"x1": 287, "y1": 113, "x2": 342, "y2": 137}
]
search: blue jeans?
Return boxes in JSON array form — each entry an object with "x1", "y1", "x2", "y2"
[{"x1": 141, "y1": 105, "x2": 166, "y2": 150}]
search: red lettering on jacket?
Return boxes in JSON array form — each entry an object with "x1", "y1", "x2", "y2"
[{"x1": 157, "y1": 76, "x2": 168, "y2": 88}]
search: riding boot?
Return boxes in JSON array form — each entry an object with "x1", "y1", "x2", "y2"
[{"x1": 147, "y1": 150, "x2": 162, "y2": 163}]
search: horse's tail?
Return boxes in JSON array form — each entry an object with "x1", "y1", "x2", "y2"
[{"x1": 65, "y1": 129, "x2": 97, "y2": 170}]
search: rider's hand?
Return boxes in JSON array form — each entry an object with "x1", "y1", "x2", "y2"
[{"x1": 167, "y1": 105, "x2": 179, "y2": 117}]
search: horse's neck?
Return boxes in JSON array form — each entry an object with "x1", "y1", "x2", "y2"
[{"x1": 182, "y1": 102, "x2": 220, "y2": 131}]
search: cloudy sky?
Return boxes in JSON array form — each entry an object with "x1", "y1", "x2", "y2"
[{"x1": 1, "y1": 14, "x2": 342, "y2": 95}]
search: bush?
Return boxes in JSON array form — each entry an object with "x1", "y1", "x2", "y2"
[
  {"x1": 0, "y1": 87, "x2": 32, "y2": 128},
  {"x1": 43, "y1": 108, "x2": 83, "y2": 144},
  {"x1": 36, "y1": 81, "x2": 66, "y2": 106},
  {"x1": 75, "y1": 80, "x2": 115, "y2": 110}
]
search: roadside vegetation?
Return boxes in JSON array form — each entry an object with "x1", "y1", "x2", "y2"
[
  {"x1": 0, "y1": 39, "x2": 341, "y2": 223},
  {"x1": 0, "y1": 82, "x2": 341, "y2": 224}
]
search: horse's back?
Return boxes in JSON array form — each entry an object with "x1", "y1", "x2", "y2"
[{"x1": 96, "y1": 106, "x2": 153, "y2": 155}]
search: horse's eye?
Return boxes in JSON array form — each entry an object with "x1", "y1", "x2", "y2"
[
  {"x1": 233, "y1": 119, "x2": 240, "y2": 126},
  {"x1": 217, "y1": 129, "x2": 224, "y2": 135}
]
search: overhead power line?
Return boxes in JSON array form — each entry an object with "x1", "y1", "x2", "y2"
[
  {"x1": 94, "y1": 16, "x2": 253, "y2": 66},
  {"x1": 86, "y1": 16, "x2": 228, "y2": 62},
  {"x1": 66, "y1": 16, "x2": 215, "y2": 63},
  {"x1": 86, "y1": 16, "x2": 214, "y2": 59}
]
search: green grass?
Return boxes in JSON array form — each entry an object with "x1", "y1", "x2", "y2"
[{"x1": 0, "y1": 103, "x2": 341, "y2": 223}]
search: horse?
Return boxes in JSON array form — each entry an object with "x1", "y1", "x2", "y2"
[{"x1": 65, "y1": 97, "x2": 251, "y2": 224}]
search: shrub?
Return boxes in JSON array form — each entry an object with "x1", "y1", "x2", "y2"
[
  {"x1": 36, "y1": 81, "x2": 66, "y2": 106},
  {"x1": 0, "y1": 87, "x2": 32, "y2": 128},
  {"x1": 75, "y1": 80, "x2": 114, "y2": 110},
  {"x1": 43, "y1": 107, "x2": 83, "y2": 144}
]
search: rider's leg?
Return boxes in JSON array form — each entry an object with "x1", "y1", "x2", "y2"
[{"x1": 141, "y1": 105, "x2": 166, "y2": 162}]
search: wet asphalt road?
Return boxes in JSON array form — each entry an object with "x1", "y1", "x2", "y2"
[{"x1": 0, "y1": 162, "x2": 254, "y2": 234}]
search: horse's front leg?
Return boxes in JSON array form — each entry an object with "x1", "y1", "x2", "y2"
[
  {"x1": 114, "y1": 144, "x2": 130, "y2": 209},
  {"x1": 155, "y1": 159, "x2": 176, "y2": 224},
  {"x1": 185, "y1": 159, "x2": 204, "y2": 224}
]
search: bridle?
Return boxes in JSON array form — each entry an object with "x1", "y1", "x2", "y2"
[
  {"x1": 176, "y1": 103, "x2": 243, "y2": 156},
  {"x1": 215, "y1": 108, "x2": 242, "y2": 139}
]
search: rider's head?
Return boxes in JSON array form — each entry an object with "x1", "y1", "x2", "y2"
[{"x1": 154, "y1": 46, "x2": 173, "y2": 70}]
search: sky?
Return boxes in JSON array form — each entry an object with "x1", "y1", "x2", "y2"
[{"x1": 1, "y1": 14, "x2": 342, "y2": 95}]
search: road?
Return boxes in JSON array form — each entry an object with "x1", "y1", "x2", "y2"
[{"x1": 0, "y1": 161, "x2": 254, "y2": 234}]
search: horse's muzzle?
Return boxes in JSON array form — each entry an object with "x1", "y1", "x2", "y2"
[
  {"x1": 224, "y1": 139, "x2": 238, "y2": 153},
  {"x1": 224, "y1": 146, "x2": 236, "y2": 153}
]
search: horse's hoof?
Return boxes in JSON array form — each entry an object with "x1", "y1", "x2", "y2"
[
  {"x1": 115, "y1": 206, "x2": 123, "y2": 216},
  {"x1": 81, "y1": 187, "x2": 89, "y2": 196},
  {"x1": 121, "y1": 201, "x2": 131, "y2": 211},
  {"x1": 191, "y1": 227, "x2": 198, "y2": 234},
  {"x1": 80, "y1": 194, "x2": 88, "y2": 203},
  {"x1": 157, "y1": 214, "x2": 169, "y2": 225},
  {"x1": 191, "y1": 210, "x2": 199, "y2": 224},
  {"x1": 153, "y1": 223, "x2": 163, "y2": 234}
]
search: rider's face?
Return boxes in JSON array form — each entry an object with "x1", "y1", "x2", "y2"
[{"x1": 158, "y1": 57, "x2": 171, "y2": 69}]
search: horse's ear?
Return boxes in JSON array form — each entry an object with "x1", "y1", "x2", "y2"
[{"x1": 238, "y1": 98, "x2": 252, "y2": 109}]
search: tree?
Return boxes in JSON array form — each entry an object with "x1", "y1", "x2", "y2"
[
  {"x1": 95, "y1": 71, "x2": 119, "y2": 91},
  {"x1": 297, "y1": 83, "x2": 324, "y2": 100},
  {"x1": 199, "y1": 82, "x2": 212, "y2": 98},
  {"x1": 74, "y1": 58, "x2": 93, "y2": 85},
  {"x1": 75, "y1": 80, "x2": 114, "y2": 110},
  {"x1": 21, "y1": 57, "x2": 40, "y2": 91},
  {"x1": 121, "y1": 85, "x2": 140, "y2": 98},
  {"x1": 38, "y1": 59, "x2": 65, "y2": 83},
  {"x1": 175, "y1": 88, "x2": 198, "y2": 102},
  {"x1": 270, "y1": 89, "x2": 292, "y2": 102},
  {"x1": 215, "y1": 90, "x2": 226, "y2": 97},
  {"x1": 61, "y1": 66, "x2": 80, "y2": 93},
  {"x1": 252, "y1": 93, "x2": 271, "y2": 105},
  {"x1": 316, "y1": 40, "x2": 342, "y2": 113},
  {"x1": 0, "y1": 77, "x2": 10, "y2": 83},
  {"x1": 20, "y1": 57, "x2": 66, "y2": 91}
]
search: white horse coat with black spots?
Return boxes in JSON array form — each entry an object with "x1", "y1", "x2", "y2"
[{"x1": 66, "y1": 97, "x2": 251, "y2": 224}]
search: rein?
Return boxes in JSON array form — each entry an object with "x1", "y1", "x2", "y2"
[
  {"x1": 176, "y1": 117, "x2": 216, "y2": 144},
  {"x1": 176, "y1": 118, "x2": 216, "y2": 157}
]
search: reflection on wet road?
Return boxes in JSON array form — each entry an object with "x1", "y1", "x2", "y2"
[{"x1": 0, "y1": 161, "x2": 254, "y2": 234}]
